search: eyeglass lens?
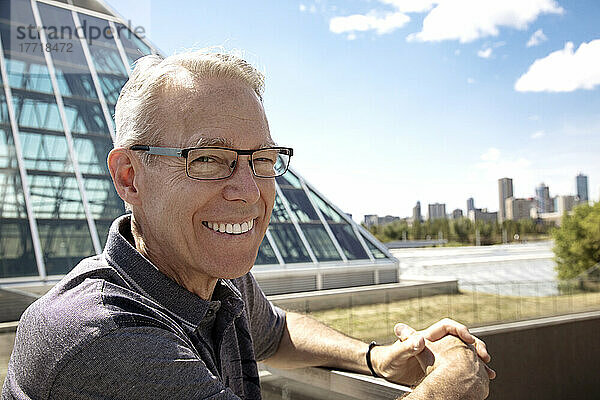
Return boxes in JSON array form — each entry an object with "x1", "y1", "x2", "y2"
[{"x1": 186, "y1": 148, "x2": 290, "y2": 179}]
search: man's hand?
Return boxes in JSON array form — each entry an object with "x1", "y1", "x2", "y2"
[
  {"x1": 405, "y1": 335, "x2": 490, "y2": 399},
  {"x1": 371, "y1": 318, "x2": 495, "y2": 385}
]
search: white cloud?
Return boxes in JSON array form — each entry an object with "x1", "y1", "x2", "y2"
[
  {"x1": 347, "y1": 33, "x2": 357, "y2": 41},
  {"x1": 531, "y1": 130, "x2": 545, "y2": 139},
  {"x1": 329, "y1": 11, "x2": 410, "y2": 35},
  {"x1": 527, "y1": 29, "x2": 547, "y2": 47},
  {"x1": 378, "y1": 0, "x2": 436, "y2": 13},
  {"x1": 515, "y1": 39, "x2": 600, "y2": 92},
  {"x1": 299, "y1": 4, "x2": 306, "y2": 12},
  {"x1": 407, "y1": 0, "x2": 563, "y2": 43},
  {"x1": 477, "y1": 47, "x2": 493, "y2": 58},
  {"x1": 481, "y1": 147, "x2": 501, "y2": 162},
  {"x1": 467, "y1": 77, "x2": 475, "y2": 84},
  {"x1": 475, "y1": 149, "x2": 533, "y2": 189}
]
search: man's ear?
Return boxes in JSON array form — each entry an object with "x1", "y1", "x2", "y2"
[{"x1": 107, "y1": 148, "x2": 142, "y2": 207}]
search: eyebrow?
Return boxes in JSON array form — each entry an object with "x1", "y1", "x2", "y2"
[{"x1": 192, "y1": 136, "x2": 277, "y2": 149}]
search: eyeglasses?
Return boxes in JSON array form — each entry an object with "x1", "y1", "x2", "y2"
[{"x1": 129, "y1": 145, "x2": 293, "y2": 180}]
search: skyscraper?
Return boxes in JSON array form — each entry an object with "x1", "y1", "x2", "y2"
[
  {"x1": 428, "y1": 203, "x2": 446, "y2": 221},
  {"x1": 412, "y1": 201, "x2": 422, "y2": 223},
  {"x1": 466, "y1": 197, "x2": 475, "y2": 212},
  {"x1": 576, "y1": 173, "x2": 589, "y2": 202},
  {"x1": 0, "y1": 0, "x2": 396, "y2": 286},
  {"x1": 535, "y1": 183, "x2": 552, "y2": 213},
  {"x1": 498, "y1": 178, "x2": 513, "y2": 223}
]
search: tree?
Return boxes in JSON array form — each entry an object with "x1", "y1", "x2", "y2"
[{"x1": 553, "y1": 202, "x2": 600, "y2": 280}]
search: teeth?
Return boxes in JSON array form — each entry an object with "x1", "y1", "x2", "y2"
[{"x1": 205, "y1": 219, "x2": 255, "y2": 235}]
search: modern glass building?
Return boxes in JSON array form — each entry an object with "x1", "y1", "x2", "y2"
[{"x1": 0, "y1": 0, "x2": 397, "y2": 294}]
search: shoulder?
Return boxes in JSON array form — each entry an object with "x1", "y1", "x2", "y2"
[
  {"x1": 50, "y1": 326, "x2": 234, "y2": 399},
  {"x1": 7, "y1": 256, "x2": 187, "y2": 399}
]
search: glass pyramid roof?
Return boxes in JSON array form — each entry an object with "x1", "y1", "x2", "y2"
[{"x1": 0, "y1": 0, "x2": 396, "y2": 284}]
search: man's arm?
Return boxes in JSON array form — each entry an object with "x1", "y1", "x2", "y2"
[{"x1": 264, "y1": 312, "x2": 493, "y2": 386}]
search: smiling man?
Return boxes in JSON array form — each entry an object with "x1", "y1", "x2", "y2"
[{"x1": 3, "y1": 51, "x2": 492, "y2": 400}]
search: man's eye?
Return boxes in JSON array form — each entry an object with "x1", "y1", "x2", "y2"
[
  {"x1": 254, "y1": 157, "x2": 276, "y2": 164},
  {"x1": 194, "y1": 156, "x2": 215, "y2": 163}
]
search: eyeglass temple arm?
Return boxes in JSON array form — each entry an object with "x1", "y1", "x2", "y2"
[{"x1": 129, "y1": 145, "x2": 184, "y2": 157}]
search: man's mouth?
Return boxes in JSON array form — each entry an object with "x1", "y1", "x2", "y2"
[{"x1": 202, "y1": 219, "x2": 255, "y2": 235}]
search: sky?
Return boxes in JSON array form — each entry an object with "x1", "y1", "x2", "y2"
[{"x1": 106, "y1": 0, "x2": 600, "y2": 222}]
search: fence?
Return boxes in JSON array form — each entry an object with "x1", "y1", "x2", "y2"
[{"x1": 302, "y1": 279, "x2": 600, "y2": 343}]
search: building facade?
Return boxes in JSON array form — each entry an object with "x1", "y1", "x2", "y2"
[
  {"x1": 0, "y1": 0, "x2": 396, "y2": 290},
  {"x1": 505, "y1": 197, "x2": 536, "y2": 221},
  {"x1": 498, "y1": 178, "x2": 513, "y2": 223},
  {"x1": 535, "y1": 183, "x2": 553, "y2": 213},
  {"x1": 452, "y1": 209, "x2": 463, "y2": 219},
  {"x1": 466, "y1": 197, "x2": 475, "y2": 213},
  {"x1": 412, "y1": 201, "x2": 422, "y2": 224},
  {"x1": 576, "y1": 173, "x2": 588, "y2": 202},
  {"x1": 427, "y1": 203, "x2": 446, "y2": 220}
]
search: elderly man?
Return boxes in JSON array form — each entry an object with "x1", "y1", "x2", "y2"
[{"x1": 3, "y1": 51, "x2": 493, "y2": 399}]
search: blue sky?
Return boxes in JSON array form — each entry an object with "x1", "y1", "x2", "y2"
[{"x1": 106, "y1": 0, "x2": 600, "y2": 221}]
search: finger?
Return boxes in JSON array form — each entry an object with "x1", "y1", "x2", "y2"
[
  {"x1": 393, "y1": 334, "x2": 425, "y2": 358},
  {"x1": 423, "y1": 318, "x2": 475, "y2": 344},
  {"x1": 485, "y1": 364, "x2": 496, "y2": 380},
  {"x1": 473, "y1": 337, "x2": 491, "y2": 363},
  {"x1": 394, "y1": 323, "x2": 418, "y2": 341}
]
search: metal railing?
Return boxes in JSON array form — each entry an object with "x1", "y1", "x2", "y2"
[{"x1": 303, "y1": 279, "x2": 600, "y2": 343}]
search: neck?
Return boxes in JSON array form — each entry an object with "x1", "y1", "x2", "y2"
[{"x1": 130, "y1": 215, "x2": 218, "y2": 300}]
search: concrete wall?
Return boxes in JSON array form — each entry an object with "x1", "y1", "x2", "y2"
[{"x1": 473, "y1": 311, "x2": 600, "y2": 400}]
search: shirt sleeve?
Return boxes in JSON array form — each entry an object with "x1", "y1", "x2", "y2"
[
  {"x1": 235, "y1": 273, "x2": 286, "y2": 361},
  {"x1": 48, "y1": 327, "x2": 240, "y2": 400}
]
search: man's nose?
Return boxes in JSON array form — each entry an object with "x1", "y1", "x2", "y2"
[{"x1": 222, "y1": 156, "x2": 261, "y2": 203}]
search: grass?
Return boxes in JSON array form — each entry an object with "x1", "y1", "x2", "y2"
[{"x1": 305, "y1": 289, "x2": 600, "y2": 343}]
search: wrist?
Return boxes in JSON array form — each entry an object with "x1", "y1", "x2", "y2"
[{"x1": 366, "y1": 341, "x2": 381, "y2": 378}]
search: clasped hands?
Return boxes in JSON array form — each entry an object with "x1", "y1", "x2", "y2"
[{"x1": 369, "y1": 318, "x2": 495, "y2": 397}]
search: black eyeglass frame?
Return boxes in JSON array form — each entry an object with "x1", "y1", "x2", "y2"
[{"x1": 129, "y1": 145, "x2": 293, "y2": 181}]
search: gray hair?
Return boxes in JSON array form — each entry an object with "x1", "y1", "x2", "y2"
[{"x1": 114, "y1": 49, "x2": 265, "y2": 162}]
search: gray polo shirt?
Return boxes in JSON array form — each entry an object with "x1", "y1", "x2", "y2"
[{"x1": 2, "y1": 215, "x2": 286, "y2": 399}]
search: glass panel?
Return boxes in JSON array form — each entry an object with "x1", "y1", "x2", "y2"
[
  {"x1": 38, "y1": 220, "x2": 95, "y2": 275},
  {"x1": 300, "y1": 224, "x2": 342, "y2": 262},
  {"x1": 116, "y1": 22, "x2": 152, "y2": 55},
  {"x1": 276, "y1": 176, "x2": 341, "y2": 262},
  {"x1": 0, "y1": 127, "x2": 37, "y2": 278},
  {"x1": 308, "y1": 188, "x2": 369, "y2": 260},
  {"x1": 364, "y1": 236, "x2": 387, "y2": 259},
  {"x1": 2, "y1": 5, "x2": 99, "y2": 274},
  {"x1": 84, "y1": 177, "x2": 123, "y2": 221},
  {"x1": 5, "y1": 58, "x2": 53, "y2": 94},
  {"x1": 269, "y1": 194, "x2": 311, "y2": 263},
  {"x1": 18, "y1": 131, "x2": 73, "y2": 173},
  {"x1": 268, "y1": 223, "x2": 312, "y2": 264},
  {"x1": 12, "y1": 94, "x2": 63, "y2": 131},
  {"x1": 76, "y1": 13, "x2": 128, "y2": 109},
  {"x1": 255, "y1": 237, "x2": 278, "y2": 265},
  {"x1": 98, "y1": 74, "x2": 126, "y2": 105},
  {"x1": 0, "y1": 0, "x2": 36, "y2": 26}
]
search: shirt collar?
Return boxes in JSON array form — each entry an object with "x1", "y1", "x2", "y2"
[{"x1": 103, "y1": 215, "x2": 242, "y2": 329}]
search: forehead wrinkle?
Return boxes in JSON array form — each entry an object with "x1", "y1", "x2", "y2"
[{"x1": 188, "y1": 136, "x2": 276, "y2": 149}]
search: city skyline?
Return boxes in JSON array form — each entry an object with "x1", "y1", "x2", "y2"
[
  {"x1": 366, "y1": 172, "x2": 592, "y2": 221},
  {"x1": 106, "y1": 0, "x2": 600, "y2": 222}
]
